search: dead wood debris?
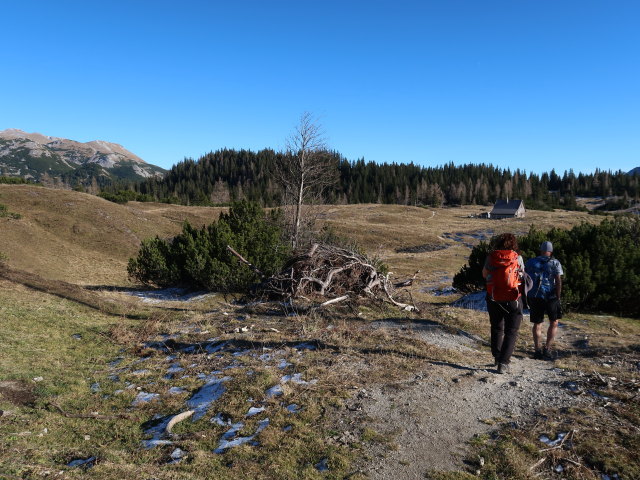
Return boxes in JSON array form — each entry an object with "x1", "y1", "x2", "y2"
[{"x1": 258, "y1": 243, "x2": 418, "y2": 311}]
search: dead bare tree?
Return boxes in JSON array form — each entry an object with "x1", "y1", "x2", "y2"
[{"x1": 276, "y1": 112, "x2": 338, "y2": 250}]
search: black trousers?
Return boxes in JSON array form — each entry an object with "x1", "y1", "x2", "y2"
[{"x1": 487, "y1": 297, "x2": 523, "y2": 365}]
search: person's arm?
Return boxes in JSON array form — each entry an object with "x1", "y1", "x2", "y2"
[{"x1": 555, "y1": 275, "x2": 562, "y2": 299}]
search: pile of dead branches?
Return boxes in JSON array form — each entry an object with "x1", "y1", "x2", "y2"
[{"x1": 256, "y1": 243, "x2": 418, "y2": 311}]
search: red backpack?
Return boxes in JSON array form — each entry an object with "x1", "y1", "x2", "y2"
[{"x1": 486, "y1": 250, "x2": 521, "y2": 302}]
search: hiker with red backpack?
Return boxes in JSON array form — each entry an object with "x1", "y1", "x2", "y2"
[
  {"x1": 482, "y1": 233, "x2": 526, "y2": 374},
  {"x1": 525, "y1": 241, "x2": 564, "y2": 360}
]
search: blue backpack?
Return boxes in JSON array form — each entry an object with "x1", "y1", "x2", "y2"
[{"x1": 526, "y1": 257, "x2": 555, "y2": 299}]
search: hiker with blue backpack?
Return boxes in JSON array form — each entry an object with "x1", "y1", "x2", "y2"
[
  {"x1": 482, "y1": 233, "x2": 527, "y2": 374},
  {"x1": 525, "y1": 241, "x2": 564, "y2": 360}
]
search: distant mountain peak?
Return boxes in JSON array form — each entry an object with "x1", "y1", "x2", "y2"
[
  {"x1": 0, "y1": 128, "x2": 165, "y2": 183},
  {"x1": 628, "y1": 167, "x2": 640, "y2": 176}
]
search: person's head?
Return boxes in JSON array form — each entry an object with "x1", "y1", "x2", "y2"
[
  {"x1": 540, "y1": 241, "x2": 553, "y2": 257},
  {"x1": 491, "y1": 233, "x2": 519, "y2": 251}
]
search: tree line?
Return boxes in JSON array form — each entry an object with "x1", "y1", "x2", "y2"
[{"x1": 102, "y1": 149, "x2": 640, "y2": 209}]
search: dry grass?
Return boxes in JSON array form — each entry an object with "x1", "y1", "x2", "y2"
[{"x1": 0, "y1": 184, "x2": 225, "y2": 285}]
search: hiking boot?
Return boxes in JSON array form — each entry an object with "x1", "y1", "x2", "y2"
[
  {"x1": 497, "y1": 363, "x2": 510, "y2": 374},
  {"x1": 542, "y1": 347, "x2": 555, "y2": 360},
  {"x1": 533, "y1": 349, "x2": 543, "y2": 360}
]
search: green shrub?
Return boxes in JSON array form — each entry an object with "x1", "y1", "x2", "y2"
[
  {"x1": 453, "y1": 217, "x2": 640, "y2": 317},
  {"x1": 98, "y1": 190, "x2": 154, "y2": 203},
  {"x1": 128, "y1": 200, "x2": 290, "y2": 291}
]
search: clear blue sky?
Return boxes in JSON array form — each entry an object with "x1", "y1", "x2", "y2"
[{"x1": 1, "y1": 1, "x2": 638, "y2": 174}]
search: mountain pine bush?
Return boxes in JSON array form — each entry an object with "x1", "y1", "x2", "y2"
[
  {"x1": 453, "y1": 216, "x2": 640, "y2": 317},
  {"x1": 128, "y1": 201, "x2": 290, "y2": 291}
]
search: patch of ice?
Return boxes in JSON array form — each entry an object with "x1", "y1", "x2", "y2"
[
  {"x1": 132, "y1": 392, "x2": 160, "y2": 406},
  {"x1": 67, "y1": 456, "x2": 96, "y2": 468},
  {"x1": 186, "y1": 377, "x2": 231, "y2": 421},
  {"x1": 266, "y1": 385, "x2": 284, "y2": 398},
  {"x1": 90, "y1": 382, "x2": 101, "y2": 393},
  {"x1": 246, "y1": 406, "x2": 265, "y2": 417},
  {"x1": 286, "y1": 404, "x2": 300, "y2": 413},
  {"x1": 132, "y1": 369, "x2": 150, "y2": 376},
  {"x1": 167, "y1": 363, "x2": 185, "y2": 374},
  {"x1": 316, "y1": 457, "x2": 329, "y2": 471},
  {"x1": 278, "y1": 359, "x2": 292, "y2": 369},
  {"x1": 210, "y1": 413, "x2": 230, "y2": 426},
  {"x1": 168, "y1": 387, "x2": 186, "y2": 395},
  {"x1": 294, "y1": 342, "x2": 317, "y2": 351},
  {"x1": 205, "y1": 342, "x2": 227, "y2": 354},
  {"x1": 125, "y1": 288, "x2": 209, "y2": 303},
  {"x1": 538, "y1": 432, "x2": 567, "y2": 447},
  {"x1": 168, "y1": 447, "x2": 186, "y2": 464},
  {"x1": 282, "y1": 373, "x2": 317, "y2": 385},
  {"x1": 213, "y1": 419, "x2": 269, "y2": 454},
  {"x1": 108, "y1": 357, "x2": 124, "y2": 368},
  {"x1": 451, "y1": 291, "x2": 487, "y2": 312}
]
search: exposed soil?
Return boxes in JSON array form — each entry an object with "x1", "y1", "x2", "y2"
[{"x1": 0, "y1": 380, "x2": 36, "y2": 406}]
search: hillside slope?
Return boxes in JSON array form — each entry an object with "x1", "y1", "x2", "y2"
[{"x1": 0, "y1": 185, "x2": 224, "y2": 285}]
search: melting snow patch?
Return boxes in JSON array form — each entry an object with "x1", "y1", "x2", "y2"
[
  {"x1": 141, "y1": 415, "x2": 174, "y2": 449},
  {"x1": 538, "y1": 432, "x2": 568, "y2": 447},
  {"x1": 90, "y1": 382, "x2": 101, "y2": 393},
  {"x1": 282, "y1": 425, "x2": 293, "y2": 432},
  {"x1": 211, "y1": 413, "x2": 231, "y2": 426},
  {"x1": 286, "y1": 404, "x2": 300, "y2": 413},
  {"x1": 282, "y1": 373, "x2": 317, "y2": 385},
  {"x1": 213, "y1": 419, "x2": 269, "y2": 454},
  {"x1": 186, "y1": 377, "x2": 231, "y2": 421},
  {"x1": 125, "y1": 288, "x2": 210, "y2": 303},
  {"x1": 246, "y1": 406, "x2": 265, "y2": 417},
  {"x1": 132, "y1": 369, "x2": 150, "y2": 376},
  {"x1": 278, "y1": 359, "x2": 292, "y2": 369},
  {"x1": 132, "y1": 392, "x2": 160, "y2": 406},
  {"x1": 316, "y1": 458, "x2": 329, "y2": 472},
  {"x1": 67, "y1": 456, "x2": 96, "y2": 468},
  {"x1": 168, "y1": 387, "x2": 187, "y2": 395},
  {"x1": 167, "y1": 363, "x2": 185, "y2": 374},
  {"x1": 266, "y1": 384, "x2": 284, "y2": 398},
  {"x1": 168, "y1": 448, "x2": 186, "y2": 464},
  {"x1": 451, "y1": 291, "x2": 487, "y2": 312},
  {"x1": 205, "y1": 342, "x2": 227, "y2": 354}
]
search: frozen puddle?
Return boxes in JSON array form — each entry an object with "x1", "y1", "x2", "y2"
[
  {"x1": 187, "y1": 377, "x2": 231, "y2": 421},
  {"x1": 214, "y1": 419, "x2": 270, "y2": 454}
]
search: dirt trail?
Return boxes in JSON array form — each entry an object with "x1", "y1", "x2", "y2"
[{"x1": 355, "y1": 321, "x2": 584, "y2": 478}]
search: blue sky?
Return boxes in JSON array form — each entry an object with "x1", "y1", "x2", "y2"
[{"x1": 1, "y1": 1, "x2": 638, "y2": 174}]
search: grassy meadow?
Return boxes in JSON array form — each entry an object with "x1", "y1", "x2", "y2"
[{"x1": 0, "y1": 184, "x2": 637, "y2": 479}]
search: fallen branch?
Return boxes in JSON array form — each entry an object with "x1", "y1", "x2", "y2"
[
  {"x1": 166, "y1": 410, "x2": 194, "y2": 433},
  {"x1": 529, "y1": 457, "x2": 546, "y2": 471},
  {"x1": 227, "y1": 245, "x2": 264, "y2": 278},
  {"x1": 48, "y1": 402, "x2": 135, "y2": 420},
  {"x1": 318, "y1": 295, "x2": 349, "y2": 307}
]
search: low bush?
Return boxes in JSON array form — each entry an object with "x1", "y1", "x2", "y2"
[{"x1": 128, "y1": 200, "x2": 290, "y2": 291}]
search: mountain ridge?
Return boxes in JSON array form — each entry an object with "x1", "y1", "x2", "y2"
[{"x1": 0, "y1": 128, "x2": 165, "y2": 184}]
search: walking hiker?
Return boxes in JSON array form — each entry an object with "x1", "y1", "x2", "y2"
[
  {"x1": 482, "y1": 233, "x2": 525, "y2": 374},
  {"x1": 525, "y1": 241, "x2": 564, "y2": 360}
]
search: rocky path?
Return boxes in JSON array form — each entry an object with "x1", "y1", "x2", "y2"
[{"x1": 355, "y1": 321, "x2": 584, "y2": 478}]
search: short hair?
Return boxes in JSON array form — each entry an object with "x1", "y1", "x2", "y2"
[{"x1": 491, "y1": 233, "x2": 519, "y2": 251}]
